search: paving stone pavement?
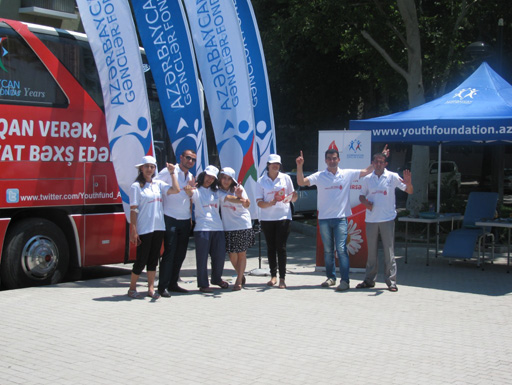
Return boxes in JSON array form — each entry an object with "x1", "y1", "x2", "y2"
[{"x1": 1, "y1": 227, "x2": 512, "y2": 385}]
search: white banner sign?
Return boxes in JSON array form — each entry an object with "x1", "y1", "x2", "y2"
[
  {"x1": 318, "y1": 130, "x2": 371, "y2": 207},
  {"x1": 183, "y1": 0, "x2": 258, "y2": 217},
  {"x1": 77, "y1": 0, "x2": 154, "y2": 220}
]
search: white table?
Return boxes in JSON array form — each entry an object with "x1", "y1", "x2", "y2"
[
  {"x1": 475, "y1": 219, "x2": 512, "y2": 273},
  {"x1": 398, "y1": 214, "x2": 464, "y2": 265}
]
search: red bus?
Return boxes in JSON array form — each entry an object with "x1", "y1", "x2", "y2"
[{"x1": 0, "y1": 19, "x2": 172, "y2": 289}]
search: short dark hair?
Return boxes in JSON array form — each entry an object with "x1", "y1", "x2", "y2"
[
  {"x1": 181, "y1": 149, "x2": 196, "y2": 156},
  {"x1": 372, "y1": 153, "x2": 387, "y2": 162},
  {"x1": 325, "y1": 148, "x2": 339, "y2": 158}
]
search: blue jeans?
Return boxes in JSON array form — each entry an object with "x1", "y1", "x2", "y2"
[
  {"x1": 194, "y1": 231, "x2": 226, "y2": 288},
  {"x1": 318, "y1": 218, "x2": 349, "y2": 282}
]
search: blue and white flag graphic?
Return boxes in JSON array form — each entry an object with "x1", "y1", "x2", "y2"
[
  {"x1": 183, "y1": 0, "x2": 257, "y2": 190},
  {"x1": 232, "y1": 0, "x2": 277, "y2": 178},
  {"x1": 131, "y1": 0, "x2": 208, "y2": 174}
]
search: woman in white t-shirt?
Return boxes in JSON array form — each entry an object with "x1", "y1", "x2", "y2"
[
  {"x1": 128, "y1": 156, "x2": 179, "y2": 299},
  {"x1": 184, "y1": 165, "x2": 229, "y2": 293},
  {"x1": 218, "y1": 167, "x2": 254, "y2": 291},
  {"x1": 255, "y1": 154, "x2": 297, "y2": 289}
]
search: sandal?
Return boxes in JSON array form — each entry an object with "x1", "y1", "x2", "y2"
[
  {"x1": 127, "y1": 289, "x2": 141, "y2": 299},
  {"x1": 278, "y1": 279, "x2": 287, "y2": 289},
  {"x1": 389, "y1": 286, "x2": 398, "y2": 292},
  {"x1": 212, "y1": 280, "x2": 229, "y2": 289},
  {"x1": 356, "y1": 281, "x2": 375, "y2": 289},
  {"x1": 147, "y1": 291, "x2": 161, "y2": 299},
  {"x1": 232, "y1": 284, "x2": 242, "y2": 291},
  {"x1": 267, "y1": 277, "x2": 277, "y2": 287}
]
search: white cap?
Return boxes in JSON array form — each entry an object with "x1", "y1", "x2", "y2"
[
  {"x1": 220, "y1": 167, "x2": 236, "y2": 182},
  {"x1": 135, "y1": 155, "x2": 157, "y2": 168},
  {"x1": 267, "y1": 154, "x2": 281, "y2": 164},
  {"x1": 204, "y1": 165, "x2": 219, "y2": 178}
]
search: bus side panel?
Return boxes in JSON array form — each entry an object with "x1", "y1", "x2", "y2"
[
  {"x1": 0, "y1": 218, "x2": 11, "y2": 262},
  {"x1": 83, "y1": 213, "x2": 128, "y2": 266},
  {"x1": 84, "y1": 162, "x2": 121, "y2": 205},
  {"x1": 1, "y1": 161, "x2": 84, "y2": 207}
]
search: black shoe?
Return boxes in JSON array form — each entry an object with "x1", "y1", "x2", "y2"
[
  {"x1": 169, "y1": 285, "x2": 189, "y2": 293},
  {"x1": 158, "y1": 289, "x2": 172, "y2": 298}
]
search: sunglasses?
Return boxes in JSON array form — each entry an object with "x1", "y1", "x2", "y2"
[{"x1": 184, "y1": 155, "x2": 196, "y2": 162}]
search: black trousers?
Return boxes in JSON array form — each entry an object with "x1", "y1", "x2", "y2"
[
  {"x1": 261, "y1": 220, "x2": 291, "y2": 279},
  {"x1": 158, "y1": 216, "x2": 191, "y2": 291},
  {"x1": 132, "y1": 231, "x2": 164, "y2": 275}
]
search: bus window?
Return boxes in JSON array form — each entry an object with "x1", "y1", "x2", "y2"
[
  {"x1": 0, "y1": 24, "x2": 67, "y2": 107},
  {"x1": 38, "y1": 32, "x2": 104, "y2": 110}
]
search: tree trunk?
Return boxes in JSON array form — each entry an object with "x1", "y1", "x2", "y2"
[{"x1": 397, "y1": 0, "x2": 429, "y2": 215}]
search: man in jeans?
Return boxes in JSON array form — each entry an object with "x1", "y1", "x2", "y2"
[
  {"x1": 155, "y1": 149, "x2": 197, "y2": 297},
  {"x1": 296, "y1": 146, "x2": 388, "y2": 291}
]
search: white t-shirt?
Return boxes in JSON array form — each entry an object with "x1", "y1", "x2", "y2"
[
  {"x1": 129, "y1": 180, "x2": 170, "y2": 235},
  {"x1": 191, "y1": 187, "x2": 224, "y2": 231},
  {"x1": 307, "y1": 168, "x2": 360, "y2": 219},
  {"x1": 154, "y1": 166, "x2": 194, "y2": 220},
  {"x1": 360, "y1": 169, "x2": 406, "y2": 223},
  {"x1": 219, "y1": 186, "x2": 252, "y2": 231},
  {"x1": 255, "y1": 172, "x2": 294, "y2": 221}
]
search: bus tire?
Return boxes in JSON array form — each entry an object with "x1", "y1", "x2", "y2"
[{"x1": 1, "y1": 218, "x2": 69, "y2": 289}]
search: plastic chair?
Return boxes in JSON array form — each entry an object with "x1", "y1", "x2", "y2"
[{"x1": 442, "y1": 192, "x2": 498, "y2": 265}]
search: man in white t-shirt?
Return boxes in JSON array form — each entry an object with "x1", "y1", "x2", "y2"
[
  {"x1": 154, "y1": 149, "x2": 196, "y2": 297},
  {"x1": 356, "y1": 153, "x2": 413, "y2": 292},
  {"x1": 296, "y1": 147, "x2": 388, "y2": 291}
]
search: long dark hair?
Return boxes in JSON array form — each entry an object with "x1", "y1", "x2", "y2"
[
  {"x1": 219, "y1": 174, "x2": 238, "y2": 192},
  {"x1": 134, "y1": 167, "x2": 155, "y2": 187},
  {"x1": 196, "y1": 171, "x2": 219, "y2": 191}
]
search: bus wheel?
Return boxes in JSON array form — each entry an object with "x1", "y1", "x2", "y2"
[{"x1": 1, "y1": 218, "x2": 69, "y2": 289}]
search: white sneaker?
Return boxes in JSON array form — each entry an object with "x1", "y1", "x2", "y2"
[
  {"x1": 321, "y1": 278, "x2": 336, "y2": 287},
  {"x1": 336, "y1": 281, "x2": 350, "y2": 291}
]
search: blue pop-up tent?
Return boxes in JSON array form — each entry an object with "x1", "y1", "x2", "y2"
[
  {"x1": 350, "y1": 62, "x2": 512, "y2": 210},
  {"x1": 350, "y1": 62, "x2": 512, "y2": 145}
]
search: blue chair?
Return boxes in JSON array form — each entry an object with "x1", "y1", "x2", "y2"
[{"x1": 443, "y1": 192, "x2": 498, "y2": 265}]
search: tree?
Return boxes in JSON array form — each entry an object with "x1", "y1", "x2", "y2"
[{"x1": 252, "y1": 0, "x2": 512, "y2": 208}]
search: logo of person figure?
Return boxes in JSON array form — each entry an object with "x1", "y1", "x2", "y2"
[{"x1": 348, "y1": 139, "x2": 362, "y2": 153}]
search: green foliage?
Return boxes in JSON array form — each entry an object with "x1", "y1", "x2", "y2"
[{"x1": 251, "y1": 0, "x2": 512, "y2": 131}]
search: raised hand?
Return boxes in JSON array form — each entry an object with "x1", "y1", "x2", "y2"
[
  {"x1": 403, "y1": 169, "x2": 412, "y2": 185},
  {"x1": 166, "y1": 162, "x2": 176, "y2": 173},
  {"x1": 296, "y1": 150, "x2": 304, "y2": 167},
  {"x1": 382, "y1": 144, "x2": 390, "y2": 158},
  {"x1": 234, "y1": 185, "x2": 244, "y2": 198},
  {"x1": 183, "y1": 184, "x2": 196, "y2": 196}
]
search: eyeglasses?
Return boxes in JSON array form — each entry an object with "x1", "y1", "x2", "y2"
[{"x1": 184, "y1": 155, "x2": 196, "y2": 162}]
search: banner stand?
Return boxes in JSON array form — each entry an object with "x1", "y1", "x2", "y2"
[{"x1": 315, "y1": 131, "x2": 372, "y2": 272}]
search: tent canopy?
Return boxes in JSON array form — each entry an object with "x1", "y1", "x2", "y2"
[{"x1": 349, "y1": 62, "x2": 512, "y2": 144}]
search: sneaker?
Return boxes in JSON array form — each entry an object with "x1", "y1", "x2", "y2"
[
  {"x1": 336, "y1": 281, "x2": 350, "y2": 292},
  {"x1": 321, "y1": 278, "x2": 336, "y2": 287}
]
